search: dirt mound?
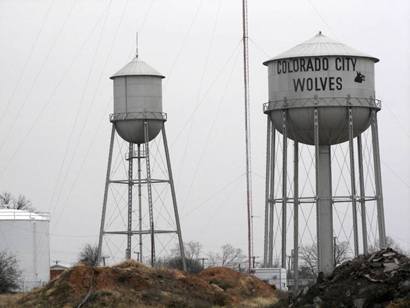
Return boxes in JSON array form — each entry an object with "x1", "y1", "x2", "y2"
[
  {"x1": 291, "y1": 248, "x2": 410, "y2": 307},
  {"x1": 198, "y1": 267, "x2": 275, "y2": 304},
  {"x1": 17, "y1": 260, "x2": 277, "y2": 307}
]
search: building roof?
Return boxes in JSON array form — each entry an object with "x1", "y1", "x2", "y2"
[
  {"x1": 50, "y1": 264, "x2": 68, "y2": 270},
  {"x1": 263, "y1": 32, "x2": 379, "y2": 65},
  {"x1": 0, "y1": 209, "x2": 50, "y2": 221},
  {"x1": 110, "y1": 57, "x2": 165, "y2": 79}
]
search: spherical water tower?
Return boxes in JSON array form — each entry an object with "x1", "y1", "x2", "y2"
[
  {"x1": 262, "y1": 32, "x2": 386, "y2": 279},
  {"x1": 97, "y1": 50, "x2": 186, "y2": 270}
]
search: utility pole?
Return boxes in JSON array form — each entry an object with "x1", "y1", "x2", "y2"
[
  {"x1": 287, "y1": 255, "x2": 292, "y2": 273},
  {"x1": 251, "y1": 256, "x2": 259, "y2": 269},
  {"x1": 198, "y1": 257, "x2": 208, "y2": 268},
  {"x1": 101, "y1": 256, "x2": 110, "y2": 267},
  {"x1": 134, "y1": 251, "x2": 141, "y2": 262},
  {"x1": 241, "y1": 0, "x2": 253, "y2": 274}
]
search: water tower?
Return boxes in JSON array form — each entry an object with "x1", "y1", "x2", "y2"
[
  {"x1": 97, "y1": 50, "x2": 186, "y2": 270},
  {"x1": 262, "y1": 32, "x2": 386, "y2": 279}
]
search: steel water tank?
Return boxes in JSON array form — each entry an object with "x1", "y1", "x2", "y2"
[
  {"x1": 263, "y1": 32, "x2": 380, "y2": 145},
  {"x1": 0, "y1": 209, "x2": 50, "y2": 291},
  {"x1": 110, "y1": 57, "x2": 165, "y2": 144}
]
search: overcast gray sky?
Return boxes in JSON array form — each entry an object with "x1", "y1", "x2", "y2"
[{"x1": 0, "y1": 0, "x2": 408, "y2": 265}]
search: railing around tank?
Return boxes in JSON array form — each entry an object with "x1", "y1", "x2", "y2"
[
  {"x1": 263, "y1": 96, "x2": 382, "y2": 113},
  {"x1": 109, "y1": 112, "x2": 167, "y2": 122}
]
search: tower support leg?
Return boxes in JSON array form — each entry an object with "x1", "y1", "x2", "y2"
[
  {"x1": 162, "y1": 123, "x2": 187, "y2": 271},
  {"x1": 137, "y1": 144, "x2": 143, "y2": 262},
  {"x1": 371, "y1": 111, "x2": 387, "y2": 248},
  {"x1": 126, "y1": 143, "x2": 134, "y2": 259},
  {"x1": 97, "y1": 124, "x2": 116, "y2": 264},
  {"x1": 348, "y1": 108, "x2": 359, "y2": 257},
  {"x1": 144, "y1": 121, "x2": 155, "y2": 267},
  {"x1": 314, "y1": 108, "x2": 334, "y2": 276},
  {"x1": 264, "y1": 117, "x2": 272, "y2": 267},
  {"x1": 293, "y1": 141, "x2": 299, "y2": 290},
  {"x1": 281, "y1": 110, "x2": 288, "y2": 269},
  {"x1": 357, "y1": 134, "x2": 368, "y2": 254},
  {"x1": 268, "y1": 126, "x2": 276, "y2": 267}
]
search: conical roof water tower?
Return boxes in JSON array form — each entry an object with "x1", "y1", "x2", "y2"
[
  {"x1": 97, "y1": 50, "x2": 186, "y2": 270},
  {"x1": 262, "y1": 32, "x2": 386, "y2": 283}
]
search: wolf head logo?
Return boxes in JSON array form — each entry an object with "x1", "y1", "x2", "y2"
[{"x1": 354, "y1": 72, "x2": 365, "y2": 83}]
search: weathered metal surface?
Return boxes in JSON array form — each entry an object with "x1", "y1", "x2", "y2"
[
  {"x1": 264, "y1": 32, "x2": 379, "y2": 145},
  {"x1": 111, "y1": 58, "x2": 164, "y2": 144}
]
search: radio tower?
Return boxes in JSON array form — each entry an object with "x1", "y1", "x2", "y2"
[{"x1": 242, "y1": 0, "x2": 253, "y2": 271}]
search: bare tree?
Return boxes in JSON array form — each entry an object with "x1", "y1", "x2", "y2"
[
  {"x1": 170, "y1": 241, "x2": 202, "y2": 260},
  {"x1": 0, "y1": 193, "x2": 12, "y2": 208},
  {"x1": 334, "y1": 241, "x2": 350, "y2": 264},
  {"x1": 0, "y1": 251, "x2": 21, "y2": 293},
  {"x1": 299, "y1": 244, "x2": 318, "y2": 277},
  {"x1": 158, "y1": 257, "x2": 203, "y2": 273},
  {"x1": 368, "y1": 236, "x2": 408, "y2": 255},
  {"x1": 14, "y1": 195, "x2": 32, "y2": 211},
  {"x1": 79, "y1": 244, "x2": 99, "y2": 267},
  {"x1": 272, "y1": 255, "x2": 280, "y2": 268},
  {"x1": 167, "y1": 241, "x2": 204, "y2": 272},
  {"x1": 299, "y1": 241, "x2": 350, "y2": 276},
  {"x1": 0, "y1": 192, "x2": 33, "y2": 211},
  {"x1": 208, "y1": 244, "x2": 246, "y2": 268}
]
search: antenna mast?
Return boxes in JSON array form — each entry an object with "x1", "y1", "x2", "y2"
[
  {"x1": 136, "y1": 32, "x2": 139, "y2": 58},
  {"x1": 241, "y1": 0, "x2": 253, "y2": 272}
]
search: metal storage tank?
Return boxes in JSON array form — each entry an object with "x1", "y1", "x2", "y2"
[
  {"x1": 263, "y1": 31, "x2": 379, "y2": 145},
  {"x1": 0, "y1": 209, "x2": 50, "y2": 291},
  {"x1": 110, "y1": 56, "x2": 165, "y2": 144}
]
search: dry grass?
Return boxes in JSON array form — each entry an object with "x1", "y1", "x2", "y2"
[
  {"x1": 234, "y1": 296, "x2": 279, "y2": 307},
  {"x1": 0, "y1": 293, "x2": 23, "y2": 308}
]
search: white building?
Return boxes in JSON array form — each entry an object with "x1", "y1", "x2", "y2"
[
  {"x1": 252, "y1": 268, "x2": 287, "y2": 290},
  {"x1": 0, "y1": 209, "x2": 50, "y2": 291}
]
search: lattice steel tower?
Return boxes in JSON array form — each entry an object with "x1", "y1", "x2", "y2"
[
  {"x1": 97, "y1": 51, "x2": 186, "y2": 270},
  {"x1": 262, "y1": 32, "x2": 386, "y2": 280}
]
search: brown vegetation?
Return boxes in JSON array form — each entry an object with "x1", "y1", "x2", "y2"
[{"x1": 14, "y1": 260, "x2": 277, "y2": 307}]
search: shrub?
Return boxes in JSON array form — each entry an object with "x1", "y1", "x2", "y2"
[
  {"x1": 0, "y1": 251, "x2": 21, "y2": 293},
  {"x1": 164, "y1": 257, "x2": 203, "y2": 273},
  {"x1": 78, "y1": 244, "x2": 99, "y2": 267}
]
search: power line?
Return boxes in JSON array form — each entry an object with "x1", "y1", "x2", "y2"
[
  {"x1": 182, "y1": 173, "x2": 245, "y2": 217},
  {"x1": 305, "y1": 0, "x2": 338, "y2": 39},
  {"x1": 181, "y1": 35, "x2": 240, "y2": 213},
  {"x1": 0, "y1": 3, "x2": 111, "y2": 180},
  {"x1": 169, "y1": 40, "x2": 242, "y2": 146},
  {"x1": 381, "y1": 160, "x2": 410, "y2": 189},
  {"x1": 0, "y1": 0, "x2": 77, "y2": 156},
  {"x1": 0, "y1": 0, "x2": 56, "y2": 118},
  {"x1": 383, "y1": 104, "x2": 410, "y2": 139},
  {"x1": 164, "y1": 0, "x2": 204, "y2": 82},
  {"x1": 176, "y1": 0, "x2": 223, "y2": 196},
  {"x1": 49, "y1": 0, "x2": 114, "y2": 214}
]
